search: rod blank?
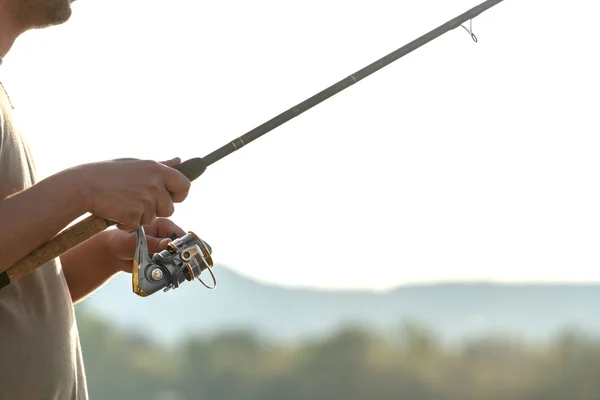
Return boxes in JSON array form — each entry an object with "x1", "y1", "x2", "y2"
[{"x1": 200, "y1": 0, "x2": 505, "y2": 169}]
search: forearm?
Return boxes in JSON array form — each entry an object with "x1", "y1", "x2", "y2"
[
  {"x1": 60, "y1": 229, "x2": 128, "y2": 303},
  {"x1": 0, "y1": 169, "x2": 88, "y2": 273}
]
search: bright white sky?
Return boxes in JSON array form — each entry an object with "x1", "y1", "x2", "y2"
[{"x1": 2, "y1": 0, "x2": 599, "y2": 291}]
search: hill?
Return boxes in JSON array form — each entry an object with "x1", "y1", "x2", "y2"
[{"x1": 79, "y1": 265, "x2": 600, "y2": 344}]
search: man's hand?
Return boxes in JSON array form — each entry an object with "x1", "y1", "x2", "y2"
[
  {"x1": 61, "y1": 218, "x2": 187, "y2": 302},
  {"x1": 71, "y1": 157, "x2": 191, "y2": 232},
  {"x1": 105, "y1": 218, "x2": 187, "y2": 273},
  {"x1": 0, "y1": 156, "x2": 190, "y2": 273}
]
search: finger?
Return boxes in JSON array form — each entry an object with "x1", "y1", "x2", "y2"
[
  {"x1": 140, "y1": 209, "x2": 157, "y2": 226},
  {"x1": 117, "y1": 204, "x2": 143, "y2": 233},
  {"x1": 146, "y1": 235, "x2": 171, "y2": 254},
  {"x1": 155, "y1": 189, "x2": 175, "y2": 218},
  {"x1": 165, "y1": 218, "x2": 186, "y2": 236},
  {"x1": 161, "y1": 166, "x2": 191, "y2": 202},
  {"x1": 160, "y1": 157, "x2": 181, "y2": 168},
  {"x1": 158, "y1": 238, "x2": 171, "y2": 249},
  {"x1": 170, "y1": 189, "x2": 189, "y2": 203},
  {"x1": 152, "y1": 218, "x2": 186, "y2": 238},
  {"x1": 142, "y1": 218, "x2": 186, "y2": 238},
  {"x1": 116, "y1": 223, "x2": 138, "y2": 233},
  {"x1": 166, "y1": 224, "x2": 186, "y2": 238}
]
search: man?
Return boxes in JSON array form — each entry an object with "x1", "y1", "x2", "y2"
[{"x1": 0, "y1": 0, "x2": 193, "y2": 398}]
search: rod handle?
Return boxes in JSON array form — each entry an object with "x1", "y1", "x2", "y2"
[
  {"x1": 0, "y1": 215, "x2": 112, "y2": 290},
  {"x1": 173, "y1": 157, "x2": 207, "y2": 182}
]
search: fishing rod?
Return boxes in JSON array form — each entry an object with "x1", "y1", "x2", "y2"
[{"x1": 0, "y1": 0, "x2": 506, "y2": 294}]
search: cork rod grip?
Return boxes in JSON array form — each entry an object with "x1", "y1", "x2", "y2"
[{"x1": 4, "y1": 215, "x2": 110, "y2": 283}]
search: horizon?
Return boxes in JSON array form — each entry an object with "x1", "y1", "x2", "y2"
[{"x1": 198, "y1": 264, "x2": 600, "y2": 293}]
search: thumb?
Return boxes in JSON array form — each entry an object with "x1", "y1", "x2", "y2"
[{"x1": 161, "y1": 157, "x2": 181, "y2": 168}]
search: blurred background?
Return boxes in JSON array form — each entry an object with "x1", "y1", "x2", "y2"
[
  {"x1": 2, "y1": 0, "x2": 600, "y2": 398},
  {"x1": 75, "y1": 271, "x2": 600, "y2": 400}
]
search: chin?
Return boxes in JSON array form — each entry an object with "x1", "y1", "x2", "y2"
[
  {"x1": 28, "y1": 6, "x2": 71, "y2": 29},
  {"x1": 36, "y1": 0, "x2": 73, "y2": 26},
  {"x1": 44, "y1": 4, "x2": 73, "y2": 26}
]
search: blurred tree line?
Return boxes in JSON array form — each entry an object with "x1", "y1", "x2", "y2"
[{"x1": 76, "y1": 308, "x2": 600, "y2": 400}]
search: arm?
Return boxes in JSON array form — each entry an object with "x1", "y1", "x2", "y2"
[
  {"x1": 0, "y1": 169, "x2": 88, "y2": 273},
  {"x1": 59, "y1": 229, "x2": 129, "y2": 303}
]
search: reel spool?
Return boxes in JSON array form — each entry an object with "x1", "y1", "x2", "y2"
[{"x1": 132, "y1": 226, "x2": 216, "y2": 297}]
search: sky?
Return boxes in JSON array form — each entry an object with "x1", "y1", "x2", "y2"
[{"x1": 1, "y1": 0, "x2": 599, "y2": 291}]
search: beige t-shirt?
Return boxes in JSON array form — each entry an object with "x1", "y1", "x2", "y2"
[{"x1": 0, "y1": 81, "x2": 88, "y2": 399}]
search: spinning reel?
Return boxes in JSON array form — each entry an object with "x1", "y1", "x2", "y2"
[{"x1": 132, "y1": 226, "x2": 216, "y2": 297}]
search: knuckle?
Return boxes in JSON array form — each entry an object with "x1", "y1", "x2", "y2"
[
  {"x1": 157, "y1": 201, "x2": 174, "y2": 218},
  {"x1": 141, "y1": 215, "x2": 155, "y2": 225},
  {"x1": 171, "y1": 193, "x2": 185, "y2": 203},
  {"x1": 143, "y1": 180, "x2": 162, "y2": 197},
  {"x1": 139, "y1": 159, "x2": 162, "y2": 175},
  {"x1": 121, "y1": 209, "x2": 141, "y2": 225},
  {"x1": 166, "y1": 203, "x2": 175, "y2": 217},
  {"x1": 143, "y1": 159, "x2": 160, "y2": 168},
  {"x1": 164, "y1": 205, "x2": 175, "y2": 217},
  {"x1": 141, "y1": 193, "x2": 156, "y2": 208}
]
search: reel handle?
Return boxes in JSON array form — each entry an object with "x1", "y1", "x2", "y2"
[{"x1": 0, "y1": 157, "x2": 208, "y2": 290}]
